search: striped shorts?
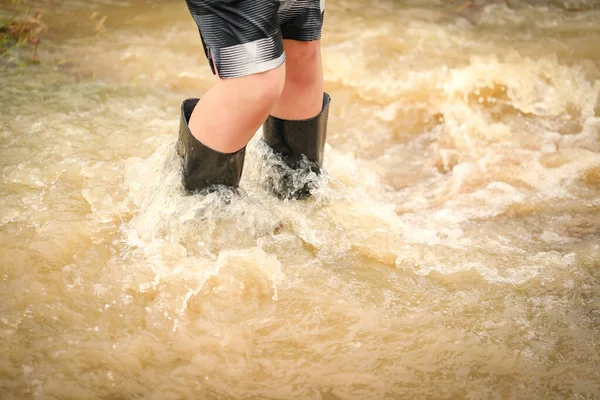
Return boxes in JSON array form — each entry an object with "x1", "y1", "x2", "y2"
[{"x1": 185, "y1": 0, "x2": 325, "y2": 79}]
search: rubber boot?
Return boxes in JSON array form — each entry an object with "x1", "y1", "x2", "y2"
[
  {"x1": 262, "y1": 93, "x2": 331, "y2": 199},
  {"x1": 176, "y1": 98, "x2": 246, "y2": 194}
]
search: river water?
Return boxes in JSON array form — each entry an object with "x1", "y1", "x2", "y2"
[{"x1": 1, "y1": 0, "x2": 599, "y2": 398}]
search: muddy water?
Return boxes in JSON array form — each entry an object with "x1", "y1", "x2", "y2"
[{"x1": 1, "y1": 0, "x2": 600, "y2": 398}]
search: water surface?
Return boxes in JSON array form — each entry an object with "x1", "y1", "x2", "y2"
[{"x1": 1, "y1": 0, "x2": 599, "y2": 398}]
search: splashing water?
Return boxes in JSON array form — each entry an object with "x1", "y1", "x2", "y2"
[{"x1": 1, "y1": 0, "x2": 599, "y2": 398}]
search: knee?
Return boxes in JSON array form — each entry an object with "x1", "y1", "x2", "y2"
[
  {"x1": 248, "y1": 66, "x2": 286, "y2": 108},
  {"x1": 284, "y1": 41, "x2": 321, "y2": 85},
  {"x1": 220, "y1": 65, "x2": 286, "y2": 113}
]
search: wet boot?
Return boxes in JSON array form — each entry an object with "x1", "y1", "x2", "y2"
[
  {"x1": 176, "y1": 98, "x2": 246, "y2": 194},
  {"x1": 262, "y1": 93, "x2": 331, "y2": 200}
]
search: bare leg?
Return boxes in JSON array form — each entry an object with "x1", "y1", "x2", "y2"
[
  {"x1": 270, "y1": 39, "x2": 323, "y2": 121},
  {"x1": 188, "y1": 64, "x2": 286, "y2": 153}
]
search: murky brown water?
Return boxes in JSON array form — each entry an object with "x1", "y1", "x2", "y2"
[{"x1": 1, "y1": 0, "x2": 600, "y2": 398}]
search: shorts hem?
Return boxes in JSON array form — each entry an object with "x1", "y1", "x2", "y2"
[{"x1": 210, "y1": 31, "x2": 286, "y2": 79}]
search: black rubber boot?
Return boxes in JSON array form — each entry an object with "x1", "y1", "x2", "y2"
[
  {"x1": 262, "y1": 93, "x2": 331, "y2": 199},
  {"x1": 177, "y1": 98, "x2": 246, "y2": 194}
]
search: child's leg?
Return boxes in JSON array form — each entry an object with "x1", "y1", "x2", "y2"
[
  {"x1": 270, "y1": 39, "x2": 323, "y2": 121},
  {"x1": 260, "y1": 0, "x2": 330, "y2": 199},
  {"x1": 184, "y1": 0, "x2": 286, "y2": 153},
  {"x1": 188, "y1": 65, "x2": 285, "y2": 153},
  {"x1": 180, "y1": 0, "x2": 286, "y2": 193}
]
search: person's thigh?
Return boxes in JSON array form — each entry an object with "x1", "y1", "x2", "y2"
[{"x1": 185, "y1": 0, "x2": 286, "y2": 79}]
